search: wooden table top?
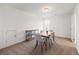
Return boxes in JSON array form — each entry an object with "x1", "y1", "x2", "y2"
[{"x1": 40, "y1": 32, "x2": 51, "y2": 37}]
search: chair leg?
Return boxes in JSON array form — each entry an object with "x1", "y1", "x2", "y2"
[
  {"x1": 49, "y1": 39, "x2": 52, "y2": 48},
  {"x1": 34, "y1": 40, "x2": 38, "y2": 49},
  {"x1": 49, "y1": 43, "x2": 51, "y2": 48},
  {"x1": 45, "y1": 41, "x2": 47, "y2": 51},
  {"x1": 53, "y1": 32, "x2": 55, "y2": 42},
  {"x1": 41, "y1": 43, "x2": 43, "y2": 52}
]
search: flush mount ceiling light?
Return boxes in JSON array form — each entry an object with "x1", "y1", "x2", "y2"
[
  {"x1": 43, "y1": 7, "x2": 49, "y2": 12},
  {"x1": 41, "y1": 6, "x2": 51, "y2": 13}
]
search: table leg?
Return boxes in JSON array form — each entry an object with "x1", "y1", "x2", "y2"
[{"x1": 45, "y1": 39, "x2": 47, "y2": 51}]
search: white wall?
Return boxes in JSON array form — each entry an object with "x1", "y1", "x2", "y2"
[
  {"x1": 25, "y1": 13, "x2": 72, "y2": 38},
  {"x1": 0, "y1": 6, "x2": 29, "y2": 48},
  {"x1": 49, "y1": 14, "x2": 71, "y2": 38}
]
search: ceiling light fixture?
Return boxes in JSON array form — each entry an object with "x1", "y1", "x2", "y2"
[{"x1": 41, "y1": 6, "x2": 51, "y2": 13}]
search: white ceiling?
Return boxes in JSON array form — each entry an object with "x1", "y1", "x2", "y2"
[{"x1": 0, "y1": 3, "x2": 76, "y2": 15}]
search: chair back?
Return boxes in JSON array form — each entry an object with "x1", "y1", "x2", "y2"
[
  {"x1": 49, "y1": 30, "x2": 53, "y2": 33},
  {"x1": 49, "y1": 33, "x2": 54, "y2": 40},
  {"x1": 35, "y1": 33, "x2": 45, "y2": 42},
  {"x1": 35, "y1": 33, "x2": 41, "y2": 40}
]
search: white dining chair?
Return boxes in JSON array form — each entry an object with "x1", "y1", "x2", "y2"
[
  {"x1": 49, "y1": 32, "x2": 55, "y2": 43},
  {"x1": 34, "y1": 33, "x2": 45, "y2": 52},
  {"x1": 47, "y1": 32, "x2": 55, "y2": 48}
]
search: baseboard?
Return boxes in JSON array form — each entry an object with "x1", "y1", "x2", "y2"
[
  {"x1": 55, "y1": 36, "x2": 72, "y2": 42},
  {"x1": 0, "y1": 40, "x2": 26, "y2": 51},
  {"x1": 0, "y1": 38, "x2": 34, "y2": 51},
  {"x1": 76, "y1": 46, "x2": 79, "y2": 54}
]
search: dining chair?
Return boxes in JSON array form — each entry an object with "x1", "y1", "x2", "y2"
[
  {"x1": 49, "y1": 30, "x2": 53, "y2": 33},
  {"x1": 49, "y1": 32, "x2": 55, "y2": 43},
  {"x1": 46, "y1": 32, "x2": 55, "y2": 48},
  {"x1": 34, "y1": 33, "x2": 45, "y2": 52},
  {"x1": 47, "y1": 35, "x2": 53, "y2": 48}
]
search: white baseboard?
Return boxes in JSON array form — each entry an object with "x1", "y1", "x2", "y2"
[
  {"x1": 76, "y1": 46, "x2": 79, "y2": 54},
  {"x1": 55, "y1": 36, "x2": 72, "y2": 42}
]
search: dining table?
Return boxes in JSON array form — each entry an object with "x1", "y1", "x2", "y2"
[
  {"x1": 40, "y1": 32, "x2": 52, "y2": 51},
  {"x1": 34, "y1": 31, "x2": 55, "y2": 52}
]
